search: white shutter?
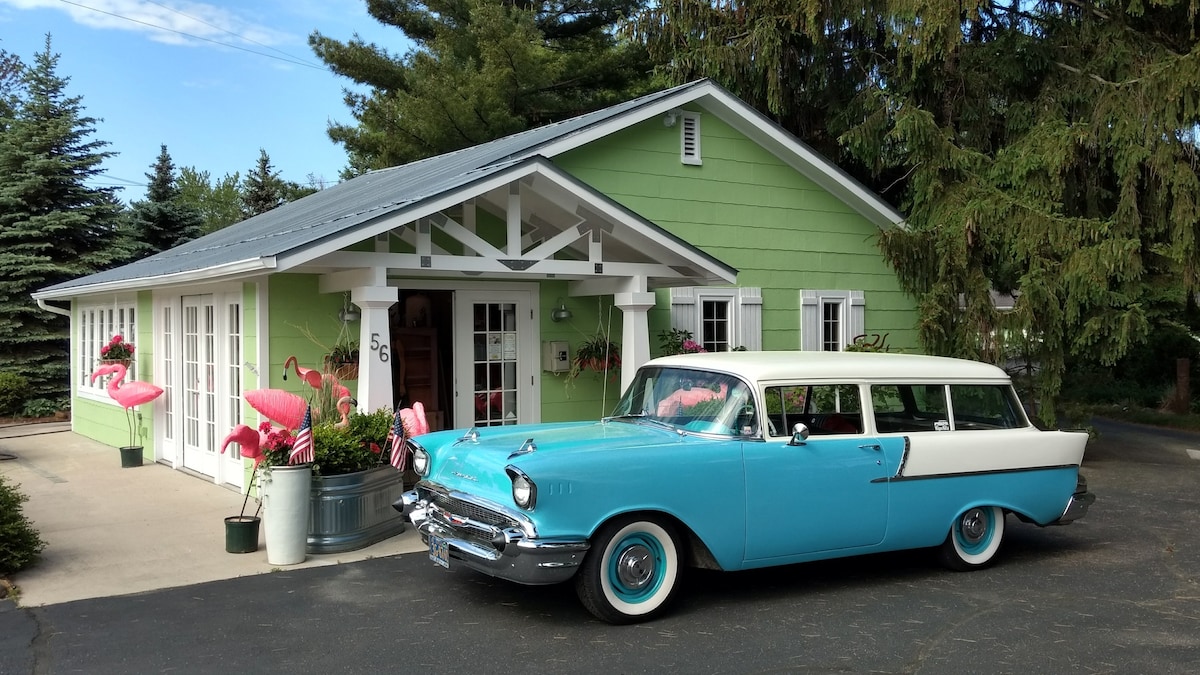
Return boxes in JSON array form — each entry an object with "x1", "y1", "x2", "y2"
[
  {"x1": 800, "y1": 290, "x2": 820, "y2": 351},
  {"x1": 670, "y1": 287, "x2": 697, "y2": 333},
  {"x1": 737, "y1": 287, "x2": 762, "y2": 350},
  {"x1": 849, "y1": 291, "x2": 866, "y2": 347}
]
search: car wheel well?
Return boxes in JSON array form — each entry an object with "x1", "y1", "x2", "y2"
[{"x1": 591, "y1": 510, "x2": 720, "y2": 571}]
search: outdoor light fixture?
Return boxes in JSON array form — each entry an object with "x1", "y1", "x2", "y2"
[
  {"x1": 663, "y1": 109, "x2": 682, "y2": 127},
  {"x1": 338, "y1": 293, "x2": 361, "y2": 323},
  {"x1": 551, "y1": 300, "x2": 573, "y2": 322}
]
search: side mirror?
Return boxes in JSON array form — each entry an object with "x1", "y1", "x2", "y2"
[{"x1": 789, "y1": 422, "x2": 810, "y2": 445}]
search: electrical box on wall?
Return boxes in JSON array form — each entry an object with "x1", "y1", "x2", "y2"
[{"x1": 542, "y1": 340, "x2": 570, "y2": 373}]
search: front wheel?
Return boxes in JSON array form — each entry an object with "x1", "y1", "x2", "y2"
[
  {"x1": 939, "y1": 506, "x2": 1005, "y2": 571},
  {"x1": 575, "y1": 516, "x2": 682, "y2": 624}
]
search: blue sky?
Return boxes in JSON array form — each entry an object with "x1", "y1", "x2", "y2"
[{"x1": 0, "y1": 0, "x2": 408, "y2": 202}]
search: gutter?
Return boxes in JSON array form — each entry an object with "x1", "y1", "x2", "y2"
[{"x1": 36, "y1": 298, "x2": 71, "y2": 317}]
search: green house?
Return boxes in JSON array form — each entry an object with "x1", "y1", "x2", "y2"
[{"x1": 34, "y1": 79, "x2": 916, "y2": 490}]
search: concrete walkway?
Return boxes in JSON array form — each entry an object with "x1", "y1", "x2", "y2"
[{"x1": 0, "y1": 423, "x2": 424, "y2": 606}]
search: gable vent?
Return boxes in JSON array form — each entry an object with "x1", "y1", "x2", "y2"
[{"x1": 681, "y1": 112, "x2": 702, "y2": 166}]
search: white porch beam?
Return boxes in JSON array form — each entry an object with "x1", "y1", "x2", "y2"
[
  {"x1": 312, "y1": 251, "x2": 686, "y2": 279},
  {"x1": 319, "y1": 267, "x2": 387, "y2": 293},
  {"x1": 432, "y1": 214, "x2": 504, "y2": 258}
]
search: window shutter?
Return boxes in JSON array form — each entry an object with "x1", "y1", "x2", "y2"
[
  {"x1": 737, "y1": 287, "x2": 762, "y2": 350},
  {"x1": 849, "y1": 291, "x2": 866, "y2": 346},
  {"x1": 800, "y1": 290, "x2": 820, "y2": 351},
  {"x1": 681, "y1": 112, "x2": 702, "y2": 165},
  {"x1": 670, "y1": 287, "x2": 697, "y2": 333}
]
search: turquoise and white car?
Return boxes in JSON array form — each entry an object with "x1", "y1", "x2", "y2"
[{"x1": 398, "y1": 351, "x2": 1093, "y2": 623}]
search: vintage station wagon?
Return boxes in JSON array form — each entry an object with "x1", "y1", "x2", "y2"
[{"x1": 398, "y1": 351, "x2": 1094, "y2": 623}]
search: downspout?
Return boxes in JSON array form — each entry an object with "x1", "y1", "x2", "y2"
[{"x1": 37, "y1": 297, "x2": 71, "y2": 317}]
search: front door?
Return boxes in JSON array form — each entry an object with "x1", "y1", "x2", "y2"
[
  {"x1": 742, "y1": 434, "x2": 892, "y2": 561},
  {"x1": 453, "y1": 290, "x2": 537, "y2": 427}
]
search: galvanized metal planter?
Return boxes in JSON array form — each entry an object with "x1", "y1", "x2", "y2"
[{"x1": 307, "y1": 465, "x2": 406, "y2": 554}]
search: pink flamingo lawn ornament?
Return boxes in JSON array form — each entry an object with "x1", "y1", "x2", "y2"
[
  {"x1": 283, "y1": 355, "x2": 351, "y2": 400},
  {"x1": 333, "y1": 396, "x2": 356, "y2": 429},
  {"x1": 244, "y1": 389, "x2": 308, "y2": 431},
  {"x1": 89, "y1": 362, "x2": 165, "y2": 449},
  {"x1": 220, "y1": 424, "x2": 266, "y2": 466},
  {"x1": 89, "y1": 362, "x2": 164, "y2": 410}
]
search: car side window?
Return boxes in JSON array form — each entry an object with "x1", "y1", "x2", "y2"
[
  {"x1": 872, "y1": 384, "x2": 949, "y2": 433},
  {"x1": 765, "y1": 384, "x2": 862, "y2": 436},
  {"x1": 950, "y1": 385, "x2": 1025, "y2": 430}
]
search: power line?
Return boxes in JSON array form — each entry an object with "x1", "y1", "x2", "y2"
[
  {"x1": 54, "y1": 0, "x2": 329, "y2": 71},
  {"x1": 141, "y1": 0, "x2": 325, "y2": 69}
]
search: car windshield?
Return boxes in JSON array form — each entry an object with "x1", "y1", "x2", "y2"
[{"x1": 611, "y1": 366, "x2": 757, "y2": 436}]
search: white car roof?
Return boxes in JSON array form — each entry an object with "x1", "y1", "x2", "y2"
[{"x1": 646, "y1": 351, "x2": 1011, "y2": 384}]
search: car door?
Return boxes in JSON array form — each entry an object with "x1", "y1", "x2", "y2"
[{"x1": 743, "y1": 383, "x2": 892, "y2": 561}]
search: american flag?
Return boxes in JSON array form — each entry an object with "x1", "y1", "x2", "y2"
[
  {"x1": 388, "y1": 406, "x2": 408, "y2": 470},
  {"x1": 288, "y1": 405, "x2": 314, "y2": 465}
]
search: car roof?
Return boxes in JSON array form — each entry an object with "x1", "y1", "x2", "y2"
[{"x1": 646, "y1": 351, "x2": 1011, "y2": 384}]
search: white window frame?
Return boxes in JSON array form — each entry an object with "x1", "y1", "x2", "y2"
[
  {"x1": 800, "y1": 290, "x2": 865, "y2": 351},
  {"x1": 669, "y1": 287, "x2": 762, "y2": 351},
  {"x1": 77, "y1": 297, "x2": 138, "y2": 402}
]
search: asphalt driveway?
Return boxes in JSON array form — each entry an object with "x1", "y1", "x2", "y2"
[{"x1": 1, "y1": 417, "x2": 1198, "y2": 674}]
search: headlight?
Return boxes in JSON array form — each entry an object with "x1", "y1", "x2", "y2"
[
  {"x1": 412, "y1": 446, "x2": 430, "y2": 476},
  {"x1": 505, "y1": 466, "x2": 537, "y2": 510}
]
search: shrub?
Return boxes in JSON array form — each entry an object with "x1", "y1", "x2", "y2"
[
  {"x1": 0, "y1": 475, "x2": 46, "y2": 576},
  {"x1": 21, "y1": 398, "x2": 60, "y2": 418},
  {"x1": 0, "y1": 373, "x2": 30, "y2": 417}
]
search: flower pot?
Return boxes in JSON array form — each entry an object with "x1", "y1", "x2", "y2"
[
  {"x1": 119, "y1": 446, "x2": 143, "y2": 468},
  {"x1": 307, "y1": 466, "x2": 406, "y2": 554},
  {"x1": 224, "y1": 516, "x2": 261, "y2": 554},
  {"x1": 261, "y1": 464, "x2": 312, "y2": 565}
]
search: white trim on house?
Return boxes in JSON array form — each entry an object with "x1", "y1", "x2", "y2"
[{"x1": 34, "y1": 258, "x2": 276, "y2": 301}]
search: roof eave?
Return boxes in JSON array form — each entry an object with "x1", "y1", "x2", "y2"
[{"x1": 32, "y1": 257, "x2": 278, "y2": 300}]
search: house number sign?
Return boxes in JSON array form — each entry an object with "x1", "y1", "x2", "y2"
[{"x1": 370, "y1": 333, "x2": 390, "y2": 362}]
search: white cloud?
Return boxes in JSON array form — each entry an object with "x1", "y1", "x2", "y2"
[{"x1": 0, "y1": 0, "x2": 294, "y2": 48}]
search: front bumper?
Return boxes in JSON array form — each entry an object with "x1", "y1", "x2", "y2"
[{"x1": 394, "y1": 486, "x2": 589, "y2": 585}]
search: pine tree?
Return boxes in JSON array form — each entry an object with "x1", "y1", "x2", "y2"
[
  {"x1": 639, "y1": 1, "x2": 1200, "y2": 423},
  {"x1": 0, "y1": 36, "x2": 129, "y2": 403},
  {"x1": 177, "y1": 167, "x2": 244, "y2": 233},
  {"x1": 309, "y1": 0, "x2": 655, "y2": 173},
  {"x1": 126, "y1": 144, "x2": 203, "y2": 254},
  {"x1": 241, "y1": 149, "x2": 284, "y2": 217}
]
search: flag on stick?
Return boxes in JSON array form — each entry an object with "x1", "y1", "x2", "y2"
[
  {"x1": 388, "y1": 405, "x2": 409, "y2": 470},
  {"x1": 288, "y1": 405, "x2": 314, "y2": 465}
]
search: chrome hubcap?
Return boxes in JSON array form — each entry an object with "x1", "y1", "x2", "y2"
[
  {"x1": 960, "y1": 508, "x2": 988, "y2": 544},
  {"x1": 615, "y1": 544, "x2": 654, "y2": 589}
]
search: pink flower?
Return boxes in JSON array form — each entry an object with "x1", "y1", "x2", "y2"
[
  {"x1": 681, "y1": 339, "x2": 706, "y2": 353},
  {"x1": 111, "y1": 335, "x2": 123, "y2": 344},
  {"x1": 100, "y1": 345, "x2": 110, "y2": 355}
]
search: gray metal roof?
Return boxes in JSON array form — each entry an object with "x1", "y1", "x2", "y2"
[{"x1": 37, "y1": 82, "x2": 697, "y2": 297}]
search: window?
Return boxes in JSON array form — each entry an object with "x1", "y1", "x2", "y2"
[
  {"x1": 950, "y1": 385, "x2": 1026, "y2": 430},
  {"x1": 800, "y1": 290, "x2": 864, "y2": 351},
  {"x1": 764, "y1": 383, "x2": 863, "y2": 436},
  {"x1": 871, "y1": 384, "x2": 949, "y2": 433},
  {"x1": 78, "y1": 300, "x2": 138, "y2": 396},
  {"x1": 669, "y1": 287, "x2": 762, "y2": 352}
]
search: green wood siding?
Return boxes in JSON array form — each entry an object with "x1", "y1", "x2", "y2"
[{"x1": 556, "y1": 110, "x2": 918, "y2": 353}]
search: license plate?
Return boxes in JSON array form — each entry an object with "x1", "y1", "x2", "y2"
[{"x1": 429, "y1": 534, "x2": 450, "y2": 569}]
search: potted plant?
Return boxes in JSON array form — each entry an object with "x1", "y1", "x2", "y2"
[
  {"x1": 570, "y1": 334, "x2": 621, "y2": 379},
  {"x1": 99, "y1": 334, "x2": 135, "y2": 366},
  {"x1": 324, "y1": 340, "x2": 360, "y2": 380},
  {"x1": 306, "y1": 406, "x2": 407, "y2": 553}
]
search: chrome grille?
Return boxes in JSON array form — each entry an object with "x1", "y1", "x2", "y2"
[{"x1": 419, "y1": 487, "x2": 519, "y2": 530}]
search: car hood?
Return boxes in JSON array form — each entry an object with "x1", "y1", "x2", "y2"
[{"x1": 415, "y1": 419, "x2": 682, "y2": 503}]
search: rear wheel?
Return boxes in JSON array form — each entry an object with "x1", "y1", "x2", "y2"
[
  {"x1": 575, "y1": 516, "x2": 682, "y2": 624},
  {"x1": 939, "y1": 506, "x2": 1005, "y2": 571}
]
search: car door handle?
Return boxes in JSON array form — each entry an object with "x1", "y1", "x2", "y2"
[{"x1": 858, "y1": 443, "x2": 881, "y2": 451}]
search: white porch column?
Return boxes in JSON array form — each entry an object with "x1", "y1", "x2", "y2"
[
  {"x1": 351, "y1": 285, "x2": 399, "y2": 413},
  {"x1": 614, "y1": 291, "x2": 656, "y2": 392}
]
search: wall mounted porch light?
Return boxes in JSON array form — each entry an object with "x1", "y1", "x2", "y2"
[{"x1": 551, "y1": 299, "x2": 573, "y2": 322}]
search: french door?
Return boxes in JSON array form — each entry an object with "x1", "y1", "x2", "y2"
[
  {"x1": 158, "y1": 291, "x2": 243, "y2": 486},
  {"x1": 453, "y1": 290, "x2": 537, "y2": 427}
]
